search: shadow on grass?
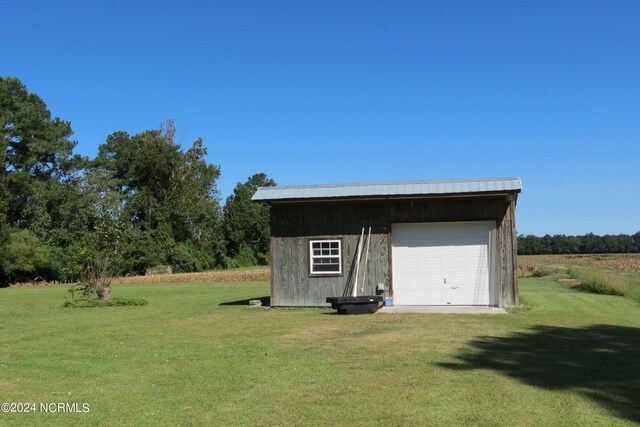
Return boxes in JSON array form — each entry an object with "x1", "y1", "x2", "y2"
[
  {"x1": 219, "y1": 296, "x2": 270, "y2": 306},
  {"x1": 440, "y1": 324, "x2": 640, "y2": 423}
]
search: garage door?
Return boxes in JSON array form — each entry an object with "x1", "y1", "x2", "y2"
[{"x1": 392, "y1": 222, "x2": 493, "y2": 306}]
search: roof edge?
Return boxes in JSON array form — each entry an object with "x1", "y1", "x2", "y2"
[
  {"x1": 254, "y1": 177, "x2": 522, "y2": 192},
  {"x1": 252, "y1": 177, "x2": 522, "y2": 203}
]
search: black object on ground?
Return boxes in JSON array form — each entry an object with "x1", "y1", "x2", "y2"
[{"x1": 326, "y1": 296, "x2": 383, "y2": 314}]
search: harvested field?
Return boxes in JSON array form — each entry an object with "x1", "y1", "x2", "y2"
[
  {"x1": 112, "y1": 267, "x2": 270, "y2": 285},
  {"x1": 9, "y1": 267, "x2": 271, "y2": 288},
  {"x1": 519, "y1": 253, "x2": 640, "y2": 273}
]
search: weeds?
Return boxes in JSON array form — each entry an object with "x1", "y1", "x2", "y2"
[
  {"x1": 575, "y1": 277, "x2": 624, "y2": 296},
  {"x1": 520, "y1": 255, "x2": 640, "y2": 303},
  {"x1": 63, "y1": 297, "x2": 149, "y2": 308},
  {"x1": 520, "y1": 254, "x2": 640, "y2": 273},
  {"x1": 531, "y1": 268, "x2": 554, "y2": 278},
  {"x1": 564, "y1": 268, "x2": 637, "y2": 301}
]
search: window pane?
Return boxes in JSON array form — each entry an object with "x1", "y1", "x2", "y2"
[{"x1": 314, "y1": 264, "x2": 340, "y2": 272}]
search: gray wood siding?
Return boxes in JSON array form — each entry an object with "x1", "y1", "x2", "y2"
[
  {"x1": 272, "y1": 233, "x2": 388, "y2": 306},
  {"x1": 269, "y1": 196, "x2": 517, "y2": 307}
]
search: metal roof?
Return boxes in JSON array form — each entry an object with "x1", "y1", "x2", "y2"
[{"x1": 252, "y1": 177, "x2": 522, "y2": 202}]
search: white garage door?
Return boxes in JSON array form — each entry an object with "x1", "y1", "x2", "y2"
[{"x1": 392, "y1": 222, "x2": 494, "y2": 306}]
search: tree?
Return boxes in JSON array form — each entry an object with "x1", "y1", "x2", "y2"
[
  {"x1": 91, "y1": 121, "x2": 223, "y2": 274},
  {"x1": 223, "y1": 173, "x2": 276, "y2": 266},
  {"x1": 0, "y1": 77, "x2": 90, "y2": 285},
  {"x1": 518, "y1": 232, "x2": 640, "y2": 255},
  {"x1": 1, "y1": 229, "x2": 51, "y2": 284},
  {"x1": 0, "y1": 76, "x2": 84, "y2": 230},
  {"x1": 0, "y1": 77, "x2": 229, "y2": 284}
]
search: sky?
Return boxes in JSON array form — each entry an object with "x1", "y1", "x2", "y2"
[{"x1": 3, "y1": 0, "x2": 639, "y2": 236}]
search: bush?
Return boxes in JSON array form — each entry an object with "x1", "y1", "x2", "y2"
[
  {"x1": 531, "y1": 268, "x2": 554, "y2": 277},
  {"x1": 63, "y1": 297, "x2": 148, "y2": 308},
  {"x1": 576, "y1": 277, "x2": 624, "y2": 296},
  {"x1": 2, "y1": 229, "x2": 51, "y2": 284},
  {"x1": 223, "y1": 244, "x2": 258, "y2": 269},
  {"x1": 170, "y1": 243, "x2": 212, "y2": 273}
]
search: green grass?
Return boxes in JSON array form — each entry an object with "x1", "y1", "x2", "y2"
[{"x1": 1, "y1": 279, "x2": 639, "y2": 426}]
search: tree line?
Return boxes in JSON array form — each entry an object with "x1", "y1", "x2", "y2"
[
  {"x1": 518, "y1": 233, "x2": 640, "y2": 255},
  {"x1": 0, "y1": 76, "x2": 272, "y2": 286},
  {"x1": 4, "y1": 77, "x2": 638, "y2": 285}
]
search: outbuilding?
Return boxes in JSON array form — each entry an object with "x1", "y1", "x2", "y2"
[{"x1": 252, "y1": 177, "x2": 522, "y2": 308}]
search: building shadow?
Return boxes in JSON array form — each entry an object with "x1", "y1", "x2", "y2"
[
  {"x1": 439, "y1": 324, "x2": 640, "y2": 423},
  {"x1": 219, "y1": 296, "x2": 270, "y2": 306}
]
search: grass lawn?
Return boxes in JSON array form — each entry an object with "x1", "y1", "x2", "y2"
[{"x1": 1, "y1": 279, "x2": 639, "y2": 426}]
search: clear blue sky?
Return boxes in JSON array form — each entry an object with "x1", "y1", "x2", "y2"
[{"x1": 3, "y1": 0, "x2": 639, "y2": 236}]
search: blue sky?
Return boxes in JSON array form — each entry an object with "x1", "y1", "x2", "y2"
[{"x1": 3, "y1": 0, "x2": 639, "y2": 236}]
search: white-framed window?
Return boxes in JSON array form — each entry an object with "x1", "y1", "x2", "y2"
[{"x1": 309, "y1": 239, "x2": 342, "y2": 275}]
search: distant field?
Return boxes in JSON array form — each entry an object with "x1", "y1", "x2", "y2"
[
  {"x1": 111, "y1": 266, "x2": 271, "y2": 285},
  {"x1": 9, "y1": 267, "x2": 271, "y2": 288},
  {"x1": 519, "y1": 253, "x2": 640, "y2": 273}
]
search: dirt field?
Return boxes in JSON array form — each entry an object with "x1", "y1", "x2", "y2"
[{"x1": 519, "y1": 254, "x2": 640, "y2": 274}]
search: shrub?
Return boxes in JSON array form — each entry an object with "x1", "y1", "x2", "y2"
[
  {"x1": 2, "y1": 229, "x2": 51, "y2": 284},
  {"x1": 224, "y1": 244, "x2": 258, "y2": 269},
  {"x1": 576, "y1": 277, "x2": 624, "y2": 296},
  {"x1": 531, "y1": 268, "x2": 554, "y2": 277},
  {"x1": 170, "y1": 243, "x2": 212, "y2": 273}
]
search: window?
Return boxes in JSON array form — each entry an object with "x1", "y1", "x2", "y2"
[{"x1": 309, "y1": 239, "x2": 342, "y2": 275}]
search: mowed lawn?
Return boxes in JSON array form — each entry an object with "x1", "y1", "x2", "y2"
[{"x1": 1, "y1": 279, "x2": 639, "y2": 426}]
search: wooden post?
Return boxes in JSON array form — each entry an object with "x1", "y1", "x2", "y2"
[
  {"x1": 270, "y1": 236, "x2": 275, "y2": 306},
  {"x1": 510, "y1": 199, "x2": 519, "y2": 305}
]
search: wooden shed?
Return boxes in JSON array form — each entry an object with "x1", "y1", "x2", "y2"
[{"x1": 252, "y1": 177, "x2": 522, "y2": 308}]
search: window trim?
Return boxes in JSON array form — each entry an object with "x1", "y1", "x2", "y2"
[{"x1": 308, "y1": 238, "x2": 343, "y2": 277}]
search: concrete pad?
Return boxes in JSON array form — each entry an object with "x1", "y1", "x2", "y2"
[{"x1": 377, "y1": 306, "x2": 507, "y2": 314}]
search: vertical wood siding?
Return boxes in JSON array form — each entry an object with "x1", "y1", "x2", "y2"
[
  {"x1": 272, "y1": 234, "x2": 388, "y2": 306},
  {"x1": 270, "y1": 196, "x2": 517, "y2": 306}
]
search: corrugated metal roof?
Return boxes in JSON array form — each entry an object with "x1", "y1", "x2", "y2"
[{"x1": 252, "y1": 177, "x2": 522, "y2": 202}]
